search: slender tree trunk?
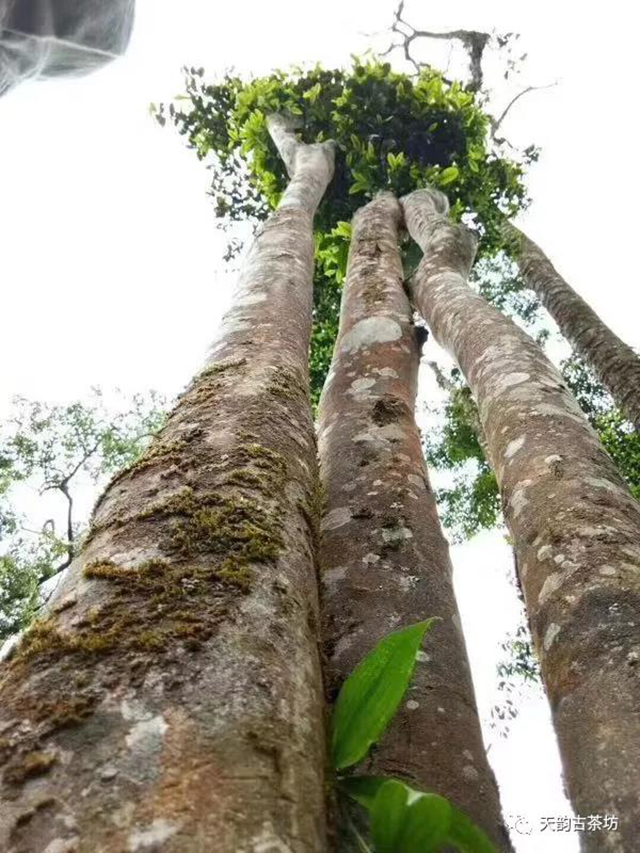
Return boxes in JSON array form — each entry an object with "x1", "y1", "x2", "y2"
[
  {"x1": 318, "y1": 193, "x2": 511, "y2": 851},
  {"x1": 504, "y1": 220, "x2": 640, "y2": 430},
  {"x1": 402, "y1": 188, "x2": 640, "y2": 853},
  {"x1": 0, "y1": 116, "x2": 334, "y2": 853}
]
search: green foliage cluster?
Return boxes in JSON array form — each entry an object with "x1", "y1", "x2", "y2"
[
  {"x1": 561, "y1": 354, "x2": 640, "y2": 498},
  {"x1": 332, "y1": 620, "x2": 496, "y2": 852},
  {"x1": 422, "y1": 368, "x2": 500, "y2": 543},
  {"x1": 156, "y1": 58, "x2": 529, "y2": 399}
]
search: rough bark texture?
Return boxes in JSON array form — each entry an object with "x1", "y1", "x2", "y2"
[
  {"x1": 318, "y1": 193, "x2": 511, "y2": 851},
  {"x1": 505, "y1": 220, "x2": 640, "y2": 430},
  {"x1": 403, "y1": 188, "x2": 640, "y2": 853},
  {"x1": 0, "y1": 119, "x2": 334, "y2": 852}
]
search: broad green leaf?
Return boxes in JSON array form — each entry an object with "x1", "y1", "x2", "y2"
[
  {"x1": 371, "y1": 780, "x2": 409, "y2": 853},
  {"x1": 331, "y1": 619, "x2": 438, "y2": 770},
  {"x1": 445, "y1": 805, "x2": 498, "y2": 853},
  {"x1": 340, "y1": 775, "x2": 388, "y2": 810},
  {"x1": 440, "y1": 166, "x2": 460, "y2": 186},
  {"x1": 397, "y1": 793, "x2": 451, "y2": 852}
]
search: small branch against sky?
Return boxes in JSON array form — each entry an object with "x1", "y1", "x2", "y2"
[{"x1": 383, "y1": 1, "x2": 557, "y2": 150}]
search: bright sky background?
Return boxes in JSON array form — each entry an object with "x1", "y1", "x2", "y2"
[{"x1": 2, "y1": 2, "x2": 639, "y2": 850}]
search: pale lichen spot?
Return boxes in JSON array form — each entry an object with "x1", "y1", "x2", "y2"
[
  {"x1": 377, "y1": 423, "x2": 406, "y2": 441},
  {"x1": 416, "y1": 651, "x2": 430, "y2": 663},
  {"x1": 352, "y1": 430, "x2": 377, "y2": 443},
  {"x1": 251, "y1": 822, "x2": 294, "y2": 853},
  {"x1": 407, "y1": 474, "x2": 424, "y2": 489},
  {"x1": 125, "y1": 715, "x2": 168, "y2": 752},
  {"x1": 127, "y1": 819, "x2": 181, "y2": 851},
  {"x1": 324, "y1": 565, "x2": 347, "y2": 585},
  {"x1": 374, "y1": 367, "x2": 399, "y2": 378},
  {"x1": 462, "y1": 765, "x2": 479, "y2": 782},
  {"x1": 543, "y1": 622, "x2": 561, "y2": 651},
  {"x1": 340, "y1": 316, "x2": 403, "y2": 354},
  {"x1": 463, "y1": 749, "x2": 474, "y2": 762},
  {"x1": 120, "y1": 699, "x2": 152, "y2": 723},
  {"x1": 599, "y1": 565, "x2": 617, "y2": 577},
  {"x1": 349, "y1": 377, "x2": 376, "y2": 394},
  {"x1": 505, "y1": 435, "x2": 526, "y2": 460},
  {"x1": 43, "y1": 840, "x2": 80, "y2": 853},
  {"x1": 362, "y1": 553, "x2": 381, "y2": 565},
  {"x1": 406, "y1": 700, "x2": 420, "y2": 711},
  {"x1": 510, "y1": 480, "x2": 533, "y2": 518},
  {"x1": 585, "y1": 477, "x2": 627, "y2": 497},
  {"x1": 381, "y1": 526, "x2": 413, "y2": 544},
  {"x1": 537, "y1": 545, "x2": 553, "y2": 561},
  {"x1": 491, "y1": 372, "x2": 530, "y2": 399},
  {"x1": 539, "y1": 573, "x2": 564, "y2": 605},
  {"x1": 545, "y1": 454, "x2": 562, "y2": 466},
  {"x1": 236, "y1": 291, "x2": 267, "y2": 307},
  {"x1": 321, "y1": 506, "x2": 352, "y2": 532},
  {"x1": 397, "y1": 574, "x2": 419, "y2": 591}
]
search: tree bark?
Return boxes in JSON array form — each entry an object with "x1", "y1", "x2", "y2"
[
  {"x1": 318, "y1": 193, "x2": 511, "y2": 851},
  {"x1": 0, "y1": 117, "x2": 334, "y2": 853},
  {"x1": 402, "y1": 188, "x2": 640, "y2": 853},
  {"x1": 504, "y1": 220, "x2": 640, "y2": 430}
]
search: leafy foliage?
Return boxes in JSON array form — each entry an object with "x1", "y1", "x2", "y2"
[
  {"x1": 0, "y1": 390, "x2": 166, "y2": 640},
  {"x1": 332, "y1": 622, "x2": 497, "y2": 852},
  {"x1": 156, "y1": 59, "x2": 529, "y2": 398},
  {"x1": 561, "y1": 355, "x2": 640, "y2": 498},
  {"x1": 332, "y1": 619, "x2": 437, "y2": 770}
]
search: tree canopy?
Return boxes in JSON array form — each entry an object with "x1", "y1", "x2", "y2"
[{"x1": 155, "y1": 58, "x2": 530, "y2": 403}]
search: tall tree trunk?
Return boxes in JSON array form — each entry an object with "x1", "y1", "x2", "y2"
[
  {"x1": 402, "y1": 188, "x2": 640, "y2": 853},
  {"x1": 0, "y1": 116, "x2": 334, "y2": 853},
  {"x1": 318, "y1": 193, "x2": 511, "y2": 851},
  {"x1": 504, "y1": 220, "x2": 640, "y2": 430}
]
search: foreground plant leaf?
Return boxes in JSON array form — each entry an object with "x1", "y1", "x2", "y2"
[
  {"x1": 341, "y1": 776, "x2": 498, "y2": 853},
  {"x1": 446, "y1": 805, "x2": 498, "y2": 853},
  {"x1": 396, "y1": 793, "x2": 451, "y2": 852},
  {"x1": 371, "y1": 780, "x2": 409, "y2": 852},
  {"x1": 331, "y1": 619, "x2": 438, "y2": 770}
]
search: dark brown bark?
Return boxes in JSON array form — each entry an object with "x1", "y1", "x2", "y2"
[
  {"x1": 505, "y1": 220, "x2": 640, "y2": 430},
  {"x1": 0, "y1": 118, "x2": 334, "y2": 852},
  {"x1": 318, "y1": 193, "x2": 511, "y2": 851},
  {"x1": 403, "y1": 188, "x2": 640, "y2": 853}
]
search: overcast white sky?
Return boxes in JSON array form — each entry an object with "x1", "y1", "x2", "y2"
[{"x1": 2, "y1": 2, "x2": 638, "y2": 850}]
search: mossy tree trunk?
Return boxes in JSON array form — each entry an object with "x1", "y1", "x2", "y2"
[
  {"x1": 0, "y1": 116, "x2": 334, "y2": 852},
  {"x1": 402, "y1": 188, "x2": 640, "y2": 853},
  {"x1": 318, "y1": 193, "x2": 511, "y2": 851},
  {"x1": 504, "y1": 220, "x2": 640, "y2": 430}
]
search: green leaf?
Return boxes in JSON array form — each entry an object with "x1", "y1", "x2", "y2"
[
  {"x1": 371, "y1": 780, "x2": 409, "y2": 853},
  {"x1": 440, "y1": 166, "x2": 460, "y2": 186},
  {"x1": 445, "y1": 805, "x2": 498, "y2": 853},
  {"x1": 397, "y1": 793, "x2": 451, "y2": 852},
  {"x1": 331, "y1": 619, "x2": 438, "y2": 770},
  {"x1": 340, "y1": 776, "x2": 388, "y2": 810},
  {"x1": 303, "y1": 82, "x2": 322, "y2": 103}
]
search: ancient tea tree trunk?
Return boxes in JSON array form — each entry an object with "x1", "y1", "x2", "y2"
[
  {"x1": 0, "y1": 115, "x2": 334, "y2": 852},
  {"x1": 504, "y1": 220, "x2": 640, "y2": 431},
  {"x1": 403, "y1": 187, "x2": 640, "y2": 853},
  {"x1": 318, "y1": 192, "x2": 511, "y2": 851}
]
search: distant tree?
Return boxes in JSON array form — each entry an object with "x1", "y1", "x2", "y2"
[{"x1": 0, "y1": 390, "x2": 165, "y2": 640}]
